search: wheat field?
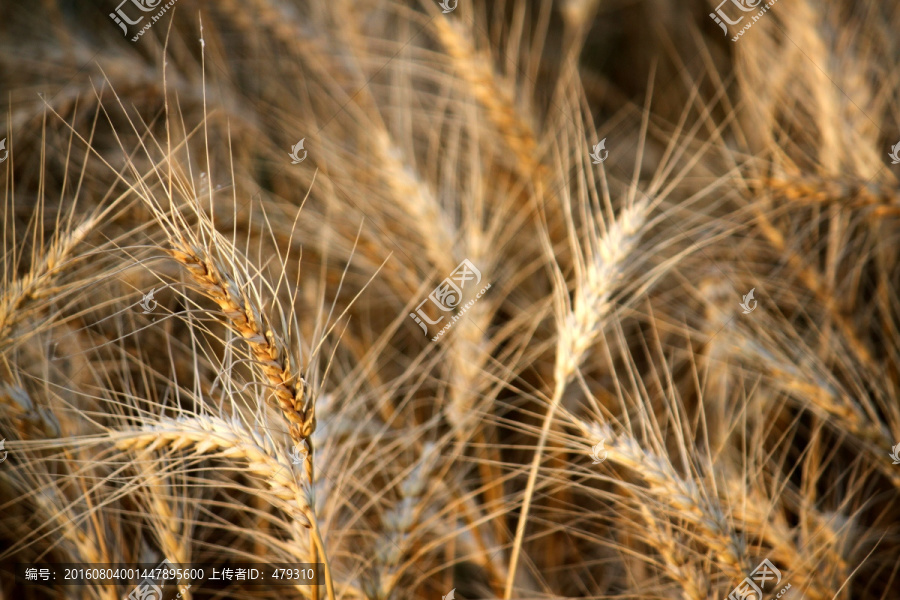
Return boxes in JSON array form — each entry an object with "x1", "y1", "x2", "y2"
[{"x1": 1, "y1": 0, "x2": 899, "y2": 598}]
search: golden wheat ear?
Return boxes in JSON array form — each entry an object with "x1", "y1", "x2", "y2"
[{"x1": 166, "y1": 240, "x2": 315, "y2": 443}]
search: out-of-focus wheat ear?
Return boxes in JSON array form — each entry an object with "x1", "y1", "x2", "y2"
[
  {"x1": 441, "y1": 255, "x2": 512, "y2": 554},
  {"x1": 370, "y1": 441, "x2": 440, "y2": 597},
  {"x1": 0, "y1": 210, "x2": 103, "y2": 354},
  {"x1": 429, "y1": 16, "x2": 545, "y2": 181},
  {"x1": 759, "y1": 175, "x2": 900, "y2": 214},
  {"x1": 559, "y1": 0, "x2": 602, "y2": 40},
  {"x1": 0, "y1": 383, "x2": 60, "y2": 439},
  {"x1": 636, "y1": 504, "x2": 710, "y2": 600},
  {"x1": 330, "y1": 5, "x2": 460, "y2": 275},
  {"x1": 798, "y1": 430, "x2": 839, "y2": 581},
  {"x1": 574, "y1": 420, "x2": 748, "y2": 583},
  {"x1": 748, "y1": 200, "x2": 876, "y2": 369},
  {"x1": 724, "y1": 478, "x2": 847, "y2": 599},
  {"x1": 699, "y1": 281, "x2": 900, "y2": 491},
  {"x1": 223, "y1": 0, "x2": 459, "y2": 279},
  {"x1": 24, "y1": 470, "x2": 121, "y2": 600},
  {"x1": 444, "y1": 483, "x2": 510, "y2": 593},
  {"x1": 133, "y1": 457, "x2": 193, "y2": 592}
]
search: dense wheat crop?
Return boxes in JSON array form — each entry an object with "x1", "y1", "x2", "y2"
[{"x1": 1, "y1": 0, "x2": 900, "y2": 598}]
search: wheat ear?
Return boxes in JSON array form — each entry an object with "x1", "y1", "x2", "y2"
[
  {"x1": 430, "y1": 17, "x2": 540, "y2": 176},
  {"x1": 577, "y1": 421, "x2": 748, "y2": 582},
  {"x1": 167, "y1": 238, "x2": 315, "y2": 446},
  {"x1": 114, "y1": 416, "x2": 312, "y2": 526},
  {"x1": 636, "y1": 504, "x2": 709, "y2": 600},
  {"x1": 0, "y1": 212, "x2": 101, "y2": 352},
  {"x1": 579, "y1": 420, "x2": 835, "y2": 600},
  {"x1": 114, "y1": 415, "x2": 339, "y2": 597},
  {"x1": 505, "y1": 198, "x2": 649, "y2": 597}
]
